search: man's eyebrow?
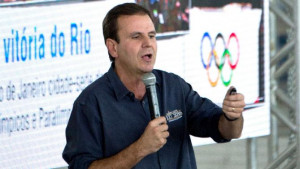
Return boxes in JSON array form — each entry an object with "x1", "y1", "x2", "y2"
[
  {"x1": 129, "y1": 32, "x2": 142, "y2": 36},
  {"x1": 129, "y1": 31, "x2": 156, "y2": 36},
  {"x1": 149, "y1": 31, "x2": 156, "y2": 35}
]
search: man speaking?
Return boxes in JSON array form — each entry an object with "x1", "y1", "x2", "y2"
[{"x1": 62, "y1": 3, "x2": 245, "y2": 169}]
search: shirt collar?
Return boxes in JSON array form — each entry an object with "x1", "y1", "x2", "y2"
[
  {"x1": 107, "y1": 63, "x2": 161, "y2": 101},
  {"x1": 107, "y1": 63, "x2": 130, "y2": 101}
]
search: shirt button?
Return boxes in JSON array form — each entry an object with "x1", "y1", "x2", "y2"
[{"x1": 128, "y1": 93, "x2": 135, "y2": 100}]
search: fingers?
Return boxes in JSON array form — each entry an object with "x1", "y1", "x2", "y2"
[
  {"x1": 223, "y1": 96, "x2": 245, "y2": 109},
  {"x1": 223, "y1": 109, "x2": 242, "y2": 120},
  {"x1": 149, "y1": 116, "x2": 167, "y2": 126},
  {"x1": 225, "y1": 93, "x2": 244, "y2": 103},
  {"x1": 223, "y1": 87, "x2": 246, "y2": 120},
  {"x1": 223, "y1": 106, "x2": 244, "y2": 113},
  {"x1": 151, "y1": 117, "x2": 169, "y2": 143},
  {"x1": 223, "y1": 97, "x2": 245, "y2": 113},
  {"x1": 139, "y1": 117, "x2": 169, "y2": 154},
  {"x1": 223, "y1": 107, "x2": 244, "y2": 120}
]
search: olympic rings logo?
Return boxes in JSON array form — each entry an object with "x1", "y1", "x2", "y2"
[{"x1": 200, "y1": 32, "x2": 240, "y2": 87}]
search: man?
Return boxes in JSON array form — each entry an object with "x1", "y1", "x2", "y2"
[{"x1": 63, "y1": 3, "x2": 245, "y2": 169}]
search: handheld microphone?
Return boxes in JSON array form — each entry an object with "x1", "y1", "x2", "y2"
[{"x1": 142, "y1": 72, "x2": 160, "y2": 119}]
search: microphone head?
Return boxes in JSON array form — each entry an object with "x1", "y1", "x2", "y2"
[{"x1": 142, "y1": 72, "x2": 156, "y2": 86}]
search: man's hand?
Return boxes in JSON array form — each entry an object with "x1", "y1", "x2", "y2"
[
  {"x1": 218, "y1": 86, "x2": 245, "y2": 139},
  {"x1": 135, "y1": 117, "x2": 169, "y2": 157},
  {"x1": 88, "y1": 117, "x2": 169, "y2": 169},
  {"x1": 222, "y1": 86, "x2": 245, "y2": 120}
]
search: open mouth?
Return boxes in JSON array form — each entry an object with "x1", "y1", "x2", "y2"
[{"x1": 142, "y1": 53, "x2": 152, "y2": 61}]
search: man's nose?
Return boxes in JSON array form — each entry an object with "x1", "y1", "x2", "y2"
[{"x1": 142, "y1": 37, "x2": 153, "y2": 48}]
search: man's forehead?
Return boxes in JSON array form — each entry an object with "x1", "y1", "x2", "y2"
[{"x1": 117, "y1": 15, "x2": 155, "y2": 33}]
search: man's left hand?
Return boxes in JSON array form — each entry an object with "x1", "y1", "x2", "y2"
[{"x1": 222, "y1": 86, "x2": 246, "y2": 120}]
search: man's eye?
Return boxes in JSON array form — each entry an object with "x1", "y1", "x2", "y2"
[
  {"x1": 132, "y1": 35, "x2": 139, "y2": 39},
  {"x1": 149, "y1": 35, "x2": 156, "y2": 39}
]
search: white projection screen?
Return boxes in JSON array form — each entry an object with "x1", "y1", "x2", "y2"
[{"x1": 0, "y1": 0, "x2": 269, "y2": 168}]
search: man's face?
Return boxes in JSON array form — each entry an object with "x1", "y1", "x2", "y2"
[{"x1": 114, "y1": 14, "x2": 157, "y2": 76}]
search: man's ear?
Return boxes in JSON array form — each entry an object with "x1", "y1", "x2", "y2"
[{"x1": 106, "y1": 38, "x2": 118, "y2": 59}]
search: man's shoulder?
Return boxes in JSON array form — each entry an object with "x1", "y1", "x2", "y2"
[
  {"x1": 86, "y1": 72, "x2": 109, "y2": 91},
  {"x1": 75, "y1": 72, "x2": 110, "y2": 102}
]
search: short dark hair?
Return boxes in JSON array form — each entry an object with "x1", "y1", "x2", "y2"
[{"x1": 102, "y1": 3, "x2": 154, "y2": 62}]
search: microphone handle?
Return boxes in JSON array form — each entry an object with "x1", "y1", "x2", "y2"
[{"x1": 146, "y1": 85, "x2": 160, "y2": 119}]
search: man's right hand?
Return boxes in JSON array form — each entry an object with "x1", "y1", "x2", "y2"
[
  {"x1": 135, "y1": 116, "x2": 169, "y2": 157},
  {"x1": 88, "y1": 117, "x2": 169, "y2": 169}
]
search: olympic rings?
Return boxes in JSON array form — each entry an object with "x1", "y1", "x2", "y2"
[{"x1": 200, "y1": 32, "x2": 240, "y2": 87}]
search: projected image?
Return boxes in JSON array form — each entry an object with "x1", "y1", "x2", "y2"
[
  {"x1": 154, "y1": 1, "x2": 269, "y2": 145},
  {"x1": 199, "y1": 32, "x2": 240, "y2": 87},
  {"x1": 156, "y1": 6, "x2": 264, "y2": 106},
  {"x1": 136, "y1": 0, "x2": 189, "y2": 33}
]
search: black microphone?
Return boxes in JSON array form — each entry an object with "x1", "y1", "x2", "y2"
[{"x1": 142, "y1": 72, "x2": 160, "y2": 119}]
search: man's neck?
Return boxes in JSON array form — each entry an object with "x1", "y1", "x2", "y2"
[{"x1": 114, "y1": 64, "x2": 146, "y2": 100}]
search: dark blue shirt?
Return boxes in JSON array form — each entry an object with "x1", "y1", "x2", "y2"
[{"x1": 63, "y1": 64, "x2": 229, "y2": 169}]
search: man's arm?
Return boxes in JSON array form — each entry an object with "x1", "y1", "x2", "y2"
[
  {"x1": 218, "y1": 86, "x2": 245, "y2": 139},
  {"x1": 88, "y1": 117, "x2": 169, "y2": 169}
]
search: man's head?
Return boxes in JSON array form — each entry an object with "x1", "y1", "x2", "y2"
[{"x1": 103, "y1": 3, "x2": 154, "y2": 62}]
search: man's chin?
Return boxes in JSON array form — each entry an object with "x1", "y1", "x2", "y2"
[
  {"x1": 141, "y1": 65, "x2": 154, "y2": 73},
  {"x1": 145, "y1": 68, "x2": 154, "y2": 73}
]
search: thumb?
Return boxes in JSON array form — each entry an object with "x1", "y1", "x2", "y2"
[{"x1": 226, "y1": 86, "x2": 237, "y2": 96}]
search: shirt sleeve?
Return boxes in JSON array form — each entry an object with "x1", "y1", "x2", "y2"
[
  {"x1": 178, "y1": 76, "x2": 230, "y2": 143},
  {"x1": 62, "y1": 94, "x2": 104, "y2": 169}
]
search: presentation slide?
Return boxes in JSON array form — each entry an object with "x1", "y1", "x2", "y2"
[
  {"x1": 154, "y1": 5, "x2": 270, "y2": 145},
  {"x1": 0, "y1": 0, "x2": 269, "y2": 168}
]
